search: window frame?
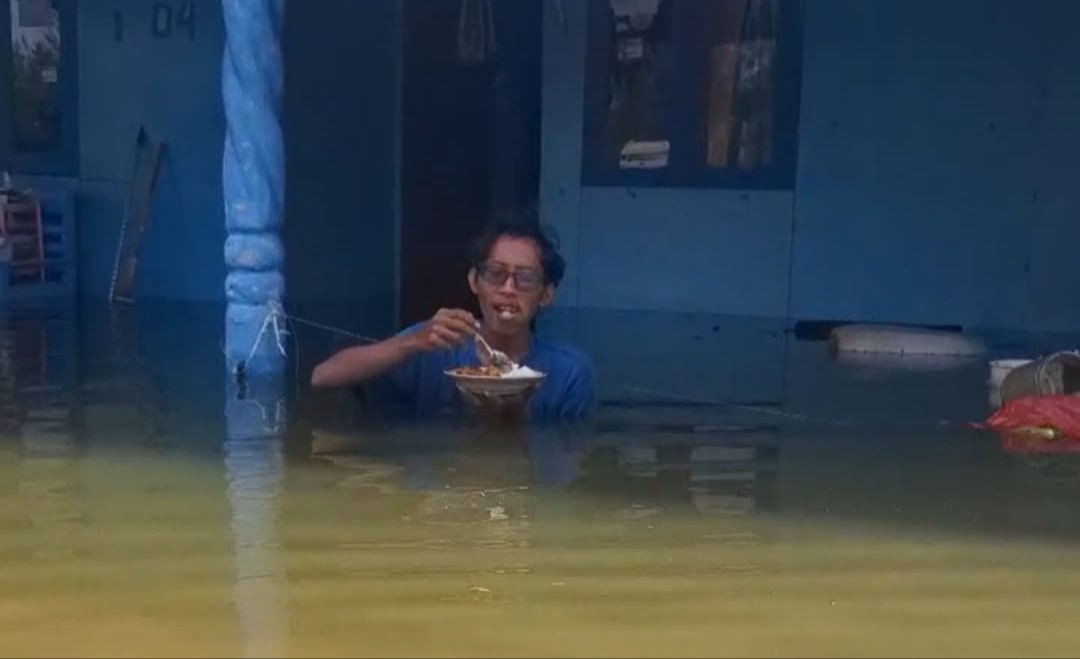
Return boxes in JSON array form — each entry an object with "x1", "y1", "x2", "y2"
[
  {"x1": 0, "y1": 0, "x2": 79, "y2": 177},
  {"x1": 580, "y1": 0, "x2": 803, "y2": 190}
]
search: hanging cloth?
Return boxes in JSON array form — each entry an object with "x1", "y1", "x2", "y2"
[{"x1": 457, "y1": 0, "x2": 498, "y2": 65}]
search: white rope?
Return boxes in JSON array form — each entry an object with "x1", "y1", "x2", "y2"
[
  {"x1": 240, "y1": 300, "x2": 290, "y2": 371},
  {"x1": 283, "y1": 314, "x2": 379, "y2": 344},
  {"x1": 229, "y1": 303, "x2": 382, "y2": 380}
]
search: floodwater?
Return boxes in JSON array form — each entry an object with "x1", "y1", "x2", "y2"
[{"x1": 2, "y1": 301, "x2": 1080, "y2": 658}]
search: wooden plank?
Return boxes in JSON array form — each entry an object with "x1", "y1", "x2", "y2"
[{"x1": 109, "y1": 128, "x2": 166, "y2": 305}]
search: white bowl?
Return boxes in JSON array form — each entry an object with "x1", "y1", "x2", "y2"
[{"x1": 444, "y1": 368, "x2": 546, "y2": 398}]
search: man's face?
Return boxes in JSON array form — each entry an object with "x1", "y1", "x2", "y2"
[{"x1": 468, "y1": 235, "x2": 554, "y2": 336}]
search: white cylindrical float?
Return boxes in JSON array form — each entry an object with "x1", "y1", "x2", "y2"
[{"x1": 828, "y1": 324, "x2": 986, "y2": 371}]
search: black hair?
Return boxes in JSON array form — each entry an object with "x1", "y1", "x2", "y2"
[{"x1": 466, "y1": 206, "x2": 566, "y2": 287}]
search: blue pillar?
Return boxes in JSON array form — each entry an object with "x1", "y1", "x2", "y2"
[
  {"x1": 222, "y1": 0, "x2": 287, "y2": 377},
  {"x1": 222, "y1": 3, "x2": 290, "y2": 652}
]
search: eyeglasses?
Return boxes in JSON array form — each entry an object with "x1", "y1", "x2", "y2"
[{"x1": 476, "y1": 263, "x2": 545, "y2": 292}]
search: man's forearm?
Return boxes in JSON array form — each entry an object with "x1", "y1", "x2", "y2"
[{"x1": 310, "y1": 333, "x2": 419, "y2": 388}]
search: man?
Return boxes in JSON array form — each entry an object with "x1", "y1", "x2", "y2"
[{"x1": 310, "y1": 214, "x2": 595, "y2": 423}]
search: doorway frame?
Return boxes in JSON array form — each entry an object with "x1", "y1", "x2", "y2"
[{"x1": 392, "y1": 0, "x2": 403, "y2": 330}]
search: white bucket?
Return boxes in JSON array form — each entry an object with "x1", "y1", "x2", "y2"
[{"x1": 989, "y1": 359, "x2": 1032, "y2": 388}]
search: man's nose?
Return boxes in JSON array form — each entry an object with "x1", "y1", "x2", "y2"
[{"x1": 498, "y1": 275, "x2": 517, "y2": 292}]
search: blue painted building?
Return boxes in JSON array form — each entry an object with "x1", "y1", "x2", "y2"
[
  {"x1": 4, "y1": 0, "x2": 1080, "y2": 337},
  {"x1": 544, "y1": 0, "x2": 1080, "y2": 333}
]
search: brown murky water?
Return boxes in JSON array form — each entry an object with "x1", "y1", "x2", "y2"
[
  {"x1": 2, "y1": 306, "x2": 1080, "y2": 657},
  {"x1": 3, "y1": 429, "x2": 1080, "y2": 659}
]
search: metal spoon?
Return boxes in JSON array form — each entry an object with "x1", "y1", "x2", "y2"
[{"x1": 473, "y1": 323, "x2": 514, "y2": 372}]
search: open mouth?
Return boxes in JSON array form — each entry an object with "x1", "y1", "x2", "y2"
[{"x1": 493, "y1": 304, "x2": 521, "y2": 320}]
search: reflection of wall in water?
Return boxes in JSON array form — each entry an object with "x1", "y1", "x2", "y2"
[
  {"x1": 990, "y1": 451, "x2": 1080, "y2": 541},
  {"x1": 76, "y1": 304, "x2": 229, "y2": 453},
  {"x1": 5, "y1": 313, "x2": 86, "y2": 560},
  {"x1": 582, "y1": 403, "x2": 782, "y2": 517},
  {"x1": 0, "y1": 325, "x2": 20, "y2": 434},
  {"x1": 79, "y1": 309, "x2": 167, "y2": 450},
  {"x1": 773, "y1": 427, "x2": 1029, "y2": 538}
]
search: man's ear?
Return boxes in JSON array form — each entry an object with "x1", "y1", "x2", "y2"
[
  {"x1": 539, "y1": 284, "x2": 555, "y2": 308},
  {"x1": 467, "y1": 267, "x2": 479, "y2": 295}
]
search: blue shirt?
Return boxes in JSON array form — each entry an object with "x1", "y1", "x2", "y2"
[{"x1": 371, "y1": 324, "x2": 596, "y2": 423}]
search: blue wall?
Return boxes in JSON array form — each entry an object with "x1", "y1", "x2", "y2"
[
  {"x1": 540, "y1": 0, "x2": 1080, "y2": 332},
  {"x1": 77, "y1": 0, "x2": 226, "y2": 301},
  {"x1": 790, "y1": 0, "x2": 1080, "y2": 332},
  {"x1": 76, "y1": 0, "x2": 399, "y2": 310}
]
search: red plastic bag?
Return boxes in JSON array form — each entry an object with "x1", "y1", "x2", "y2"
[{"x1": 978, "y1": 395, "x2": 1080, "y2": 454}]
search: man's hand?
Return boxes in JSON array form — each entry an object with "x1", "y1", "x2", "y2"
[{"x1": 408, "y1": 308, "x2": 478, "y2": 352}]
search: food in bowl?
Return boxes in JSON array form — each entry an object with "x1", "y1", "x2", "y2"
[
  {"x1": 504, "y1": 364, "x2": 543, "y2": 378},
  {"x1": 448, "y1": 364, "x2": 544, "y2": 379},
  {"x1": 451, "y1": 364, "x2": 506, "y2": 378},
  {"x1": 445, "y1": 361, "x2": 546, "y2": 403}
]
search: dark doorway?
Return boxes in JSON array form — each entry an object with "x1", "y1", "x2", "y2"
[{"x1": 398, "y1": 0, "x2": 542, "y2": 327}]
